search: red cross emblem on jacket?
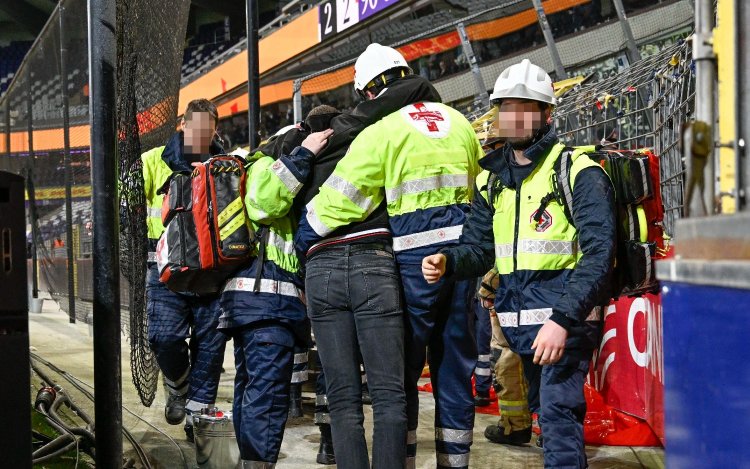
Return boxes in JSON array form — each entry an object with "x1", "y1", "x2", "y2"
[{"x1": 408, "y1": 102, "x2": 444, "y2": 132}]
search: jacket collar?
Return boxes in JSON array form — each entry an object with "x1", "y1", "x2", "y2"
[
  {"x1": 161, "y1": 131, "x2": 224, "y2": 171},
  {"x1": 479, "y1": 126, "x2": 559, "y2": 187}
]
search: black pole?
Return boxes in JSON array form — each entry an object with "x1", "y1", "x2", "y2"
[
  {"x1": 88, "y1": 0, "x2": 122, "y2": 467},
  {"x1": 4, "y1": 99, "x2": 9, "y2": 161},
  {"x1": 60, "y1": 6, "x2": 76, "y2": 324},
  {"x1": 27, "y1": 76, "x2": 38, "y2": 298},
  {"x1": 246, "y1": 0, "x2": 260, "y2": 148}
]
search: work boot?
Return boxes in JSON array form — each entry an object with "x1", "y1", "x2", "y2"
[
  {"x1": 484, "y1": 423, "x2": 532, "y2": 446},
  {"x1": 165, "y1": 393, "x2": 186, "y2": 425},
  {"x1": 474, "y1": 392, "x2": 491, "y2": 407},
  {"x1": 316, "y1": 424, "x2": 336, "y2": 465},
  {"x1": 289, "y1": 383, "x2": 303, "y2": 419}
]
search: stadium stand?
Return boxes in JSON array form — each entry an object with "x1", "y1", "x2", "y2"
[{"x1": 0, "y1": 41, "x2": 32, "y2": 96}]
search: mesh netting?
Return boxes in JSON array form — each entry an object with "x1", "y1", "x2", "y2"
[{"x1": 116, "y1": 0, "x2": 191, "y2": 406}]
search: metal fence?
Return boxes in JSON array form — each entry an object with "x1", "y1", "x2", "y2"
[
  {"x1": 555, "y1": 39, "x2": 694, "y2": 235},
  {"x1": 291, "y1": 0, "x2": 694, "y2": 120}
]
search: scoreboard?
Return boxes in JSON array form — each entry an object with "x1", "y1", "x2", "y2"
[{"x1": 318, "y1": 0, "x2": 402, "y2": 42}]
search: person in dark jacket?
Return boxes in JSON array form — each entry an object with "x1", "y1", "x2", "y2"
[
  {"x1": 293, "y1": 69, "x2": 437, "y2": 469},
  {"x1": 422, "y1": 60, "x2": 616, "y2": 468}
]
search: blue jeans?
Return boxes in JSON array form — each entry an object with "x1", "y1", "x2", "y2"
[{"x1": 306, "y1": 243, "x2": 407, "y2": 469}]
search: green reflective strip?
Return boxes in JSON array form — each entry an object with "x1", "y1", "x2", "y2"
[
  {"x1": 217, "y1": 196, "x2": 243, "y2": 227},
  {"x1": 219, "y1": 214, "x2": 245, "y2": 240}
]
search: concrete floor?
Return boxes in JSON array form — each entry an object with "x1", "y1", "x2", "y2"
[{"x1": 28, "y1": 300, "x2": 664, "y2": 468}]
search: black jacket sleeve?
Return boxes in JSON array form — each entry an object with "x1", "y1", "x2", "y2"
[
  {"x1": 441, "y1": 183, "x2": 496, "y2": 280},
  {"x1": 549, "y1": 166, "x2": 616, "y2": 328}
]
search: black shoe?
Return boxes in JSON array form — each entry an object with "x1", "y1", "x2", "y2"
[
  {"x1": 289, "y1": 383, "x2": 303, "y2": 419},
  {"x1": 165, "y1": 393, "x2": 186, "y2": 425},
  {"x1": 184, "y1": 423, "x2": 194, "y2": 443},
  {"x1": 484, "y1": 424, "x2": 532, "y2": 446},
  {"x1": 536, "y1": 434, "x2": 543, "y2": 448},
  {"x1": 474, "y1": 393, "x2": 491, "y2": 407},
  {"x1": 316, "y1": 424, "x2": 336, "y2": 465}
]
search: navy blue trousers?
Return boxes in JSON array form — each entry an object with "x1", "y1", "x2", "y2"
[
  {"x1": 474, "y1": 300, "x2": 493, "y2": 396},
  {"x1": 232, "y1": 322, "x2": 295, "y2": 464},
  {"x1": 400, "y1": 263, "x2": 476, "y2": 469},
  {"x1": 521, "y1": 355, "x2": 591, "y2": 469},
  {"x1": 146, "y1": 264, "x2": 226, "y2": 414}
]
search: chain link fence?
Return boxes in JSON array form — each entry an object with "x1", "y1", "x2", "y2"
[
  {"x1": 555, "y1": 39, "x2": 694, "y2": 235},
  {"x1": 0, "y1": 0, "x2": 191, "y2": 407}
]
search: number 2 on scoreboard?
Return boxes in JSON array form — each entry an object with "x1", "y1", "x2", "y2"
[{"x1": 323, "y1": 2, "x2": 333, "y2": 35}]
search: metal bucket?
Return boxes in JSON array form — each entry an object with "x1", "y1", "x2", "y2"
[{"x1": 193, "y1": 411, "x2": 241, "y2": 469}]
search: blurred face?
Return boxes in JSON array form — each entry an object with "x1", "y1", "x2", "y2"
[
  {"x1": 494, "y1": 99, "x2": 549, "y2": 149},
  {"x1": 182, "y1": 111, "x2": 216, "y2": 154}
]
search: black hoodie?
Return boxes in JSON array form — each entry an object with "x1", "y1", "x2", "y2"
[{"x1": 296, "y1": 75, "x2": 442, "y2": 251}]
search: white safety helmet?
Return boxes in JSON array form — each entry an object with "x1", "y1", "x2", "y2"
[
  {"x1": 490, "y1": 59, "x2": 556, "y2": 106},
  {"x1": 353, "y1": 43, "x2": 412, "y2": 93}
]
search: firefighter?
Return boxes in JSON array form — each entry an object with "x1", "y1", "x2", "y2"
[
  {"x1": 217, "y1": 124, "x2": 332, "y2": 468},
  {"x1": 296, "y1": 43, "x2": 483, "y2": 469},
  {"x1": 422, "y1": 59, "x2": 616, "y2": 468},
  {"x1": 478, "y1": 267, "x2": 533, "y2": 445},
  {"x1": 140, "y1": 99, "x2": 228, "y2": 441}
]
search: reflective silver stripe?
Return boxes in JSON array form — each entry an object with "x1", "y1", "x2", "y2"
[
  {"x1": 407, "y1": 430, "x2": 417, "y2": 445},
  {"x1": 477, "y1": 354, "x2": 491, "y2": 362},
  {"x1": 223, "y1": 278, "x2": 301, "y2": 298},
  {"x1": 164, "y1": 368, "x2": 189, "y2": 390},
  {"x1": 268, "y1": 231, "x2": 295, "y2": 255},
  {"x1": 520, "y1": 308, "x2": 553, "y2": 325},
  {"x1": 294, "y1": 353, "x2": 308, "y2": 365},
  {"x1": 437, "y1": 452, "x2": 470, "y2": 467},
  {"x1": 242, "y1": 461, "x2": 275, "y2": 469},
  {"x1": 147, "y1": 251, "x2": 157, "y2": 263},
  {"x1": 291, "y1": 370, "x2": 308, "y2": 383},
  {"x1": 385, "y1": 174, "x2": 470, "y2": 202},
  {"x1": 406, "y1": 457, "x2": 416, "y2": 469},
  {"x1": 495, "y1": 243, "x2": 513, "y2": 258},
  {"x1": 392, "y1": 225, "x2": 463, "y2": 252},
  {"x1": 308, "y1": 228, "x2": 391, "y2": 252},
  {"x1": 435, "y1": 428, "x2": 473, "y2": 444},
  {"x1": 497, "y1": 312, "x2": 518, "y2": 327},
  {"x1": 325, "y1": 174, "x2": 374, "y2": 212},
  {"x1": 361, "y1": 374, "x2": 367, "y2": 384},
  {"x1": 518, "y1": 239, "x2": 577, "y2": 256},
  {"x1": 147, "y1": 206, "x2": 161, "y2": 219},
  {"x1": 271, "y1": 158, "x2": 302, "y2": 195},
  {"x1": 474, "y1": 367, "x2": 491, "y2": 376},
  {"x1": 315, "y1": 395, "x2": 328, "y2": 406},
  {"x1": 305, "y1": 205, "x2": 332, "y2": 237},
  {"x1": 314, "y1": 412, "x2": 330, "y2": 424}
]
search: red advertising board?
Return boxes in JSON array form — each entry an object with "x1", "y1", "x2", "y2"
[{"x1": 588, "y1": 292, "x2": 664, "y2": 443}]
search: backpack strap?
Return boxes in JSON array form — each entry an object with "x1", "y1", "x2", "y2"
[{"x1": 552, "y1": 147, "x2": 576, "y2": 226}]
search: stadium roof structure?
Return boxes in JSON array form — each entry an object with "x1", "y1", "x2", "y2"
[{"x1": 0, "y1": 0, "x2": 56, "y2": 39}]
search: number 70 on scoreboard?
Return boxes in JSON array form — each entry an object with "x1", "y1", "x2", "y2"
[{"x1": 318, "y1": 0, "x2": 401, "y2": 42}]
